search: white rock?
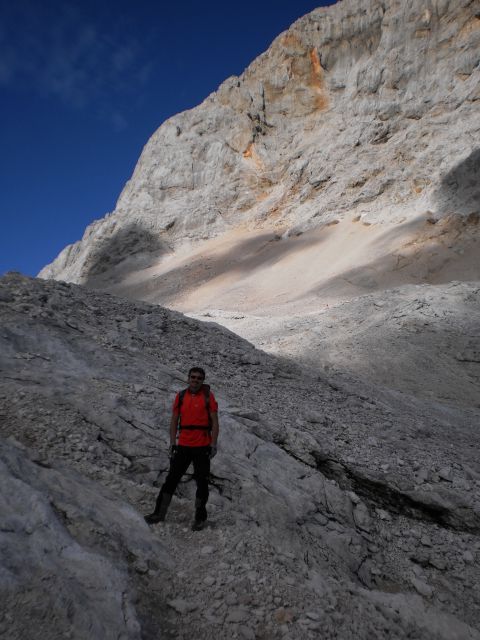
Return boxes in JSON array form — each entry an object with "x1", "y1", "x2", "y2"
[
  {"x1": 201, "y1": 545, "x2": 215, "y2": 555},
  {"x1": 438, "y1": 467, "x2": 453, "y2": 482},
  {"x1": 226, "y1": 608, "x2": 249, "y2": 623},
  {"x1": 353, "y1": 502, "x2": 372, "y2": 532},
  {"x1": 167, "y1": 599, "x2": 198, "y2": 614},
  {"x1": 375, "y1": 508, "x2": 392, "y2": 522},
  {"x1": 462, "y1": 551, "x2": 475, "y2": 564},
  {"x1": 411, "y1": 577, "x2": 434, "y2": 598}
]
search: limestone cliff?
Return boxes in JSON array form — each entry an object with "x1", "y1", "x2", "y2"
[{"x1": 39, "y1": 0, "x2": 480, "y2": 285}]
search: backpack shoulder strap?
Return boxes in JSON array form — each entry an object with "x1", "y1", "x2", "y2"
[
  {"x1": 202, "y1": 384, "x2": 212, "y2": 430},
  {"x1": 202, "y1": 384, "x2": 211, "y2": 408},
  {"x1": 178, "y1": 388, "x2": 188, "y2": 408},
  {"x1": 176, "y1": 388, "x2": 188, "y2": 431}
]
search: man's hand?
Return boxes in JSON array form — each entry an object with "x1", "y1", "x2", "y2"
[
  {"x1": 169, "y1": 444, "x2": 177, "y2": 459},
  {"x1": 209, "y1": 445, "x2": 217, "y2": 459}
]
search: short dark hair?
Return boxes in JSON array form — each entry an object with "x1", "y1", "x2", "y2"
[{"x1": 188, "y1": 367, "x2": 205, "y2": 379}]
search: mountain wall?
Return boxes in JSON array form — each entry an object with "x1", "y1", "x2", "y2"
[{"x1": 39, "y1": 0, "x2": 480, "y2": 285}]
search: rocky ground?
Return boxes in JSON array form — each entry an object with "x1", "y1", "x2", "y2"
[
  {"x1": 1, "y1": 272, "x2": 480, "y2": 639},
  {"x1": 192, "y1": 280, "x2": 480, "y2": 409}
]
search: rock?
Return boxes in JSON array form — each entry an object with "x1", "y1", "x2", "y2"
[
  {"x1": 429, "y1": 556, "x2": 447, "y2": 571},
  {"x1": 375, "y1": 508, "x2": 392, "y2": 522},
  {"x1": 305, "y1": 611, "x2": 321, "y2": 621},
  {"x1": 347, "y1": 491, "x2": 361, "y2": 505},
  {"x1": 240, "y1": 353, "x2": 261, "y2": 365},
  {"x1": 0, "y1": 290, "x2": 14, "y2": 303},
  {"x1": 353, "y1": 502, "x2": 372, "y2": 532},
  {"x1": 200, "y1": 545, "x2": 215, "y2": 555},
  {"x1": 305, "y1": 410, "x2": 324, "y2": 424},
  {"x1": 226, "y1": 608, "x2": 249, "y2": 623},
  {"x1": 239, "y1": 627, "x2": 256, "y2": 640},
  {"x1": 0, "y1": 437, "x2": 171, "y2": 640},
  {"x1": 273, "y1": 608, "x2": 295, "y2": 624},
  {"x1": 411, "y1": 577, "x2": 434, "y2": 598},
  {"x1": 411, "y1": 550, "x2": 431, "y2": 567},
  {"x1": 415, "y1": 468, "x2": 429, "y2": 484},
  {"x1": 227, "y1": 407, "x2": 260, "y2": 421},
  {"x1": 225, "y1": 593, "x2": 238, "y2": 606},
  {"x1": 167, "y1": 599, "x2": 198, "y2": 615},
  {"x1": 438, "y1": 467, "x2": 454, "y2": 482},
  {"x1": 462, "y1": 551, "x2": 475, "y2": 565}
]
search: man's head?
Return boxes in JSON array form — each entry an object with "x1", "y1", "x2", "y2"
[{"x1": 188, "y1": 367, "x2": 205, "y2": 393}]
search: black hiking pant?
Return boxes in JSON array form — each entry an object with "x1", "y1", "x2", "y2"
[{"x1": 159, "y1": 445, "x2": 210, "y2": 506}]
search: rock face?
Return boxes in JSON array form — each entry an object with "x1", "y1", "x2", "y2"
[
  {"x1": 39, "y1": 0, "x2": 480, "y2": 285},
  {"x1": 2, "y1": 272, "x2": 480, "y2": 639}
]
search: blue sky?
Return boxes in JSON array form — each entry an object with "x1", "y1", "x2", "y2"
[{"x1": 0, "y1": 0, "x2": 336, "y2": 277}]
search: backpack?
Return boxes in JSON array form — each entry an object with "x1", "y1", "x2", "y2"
[{"x1": 176, "y1": 384, "x2": 212, "y2": 434}]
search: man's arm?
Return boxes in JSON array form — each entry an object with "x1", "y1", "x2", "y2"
[
  {"x1": 210, "y1": 412, "x2": 219, "y2": 446},
  {"x1": 170, "y1": 412, "x2": 179, "y2": 445}
]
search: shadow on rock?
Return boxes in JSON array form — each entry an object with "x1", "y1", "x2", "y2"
[
  {"x1": 84, "y1": 223, "x2": 168, "y2": 286},
  {"x1": 435, "y1": 148, "x2": 480, "y2": 217},
  {"x1": 111, "y1": 230, "x2": 323, "y2": 304}
]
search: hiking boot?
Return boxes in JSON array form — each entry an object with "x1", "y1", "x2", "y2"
[
  {"x1": 191, "y1": 519, "x2": 206, "y2": 531},
  {"x1": 192, "y1": 498, "x2": 207, "y2": 531},
  {"x1": 144, "y1": 492, "x2": 172, "y2": 525}
]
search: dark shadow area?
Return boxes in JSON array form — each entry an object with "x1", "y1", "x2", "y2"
[
  {"x1": 83, "y1": 223, "x2": 169, "y2": 286},
  {"x1": 112, "y1": 230, "x2": 326, "y2": 304},
  {"x1": 294, "y1": 281, "x2": 480, "y2": 408},
  {"x1": 312, "y1": 452, "x2": 480, "y2": 532},
  {"x1": 435, "y1": 148, "x2": 480, "y2": 217}
]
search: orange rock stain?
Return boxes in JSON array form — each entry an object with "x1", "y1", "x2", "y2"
[
  {"x1": 242, "y1": 143, "x2": 265, "y2": 171},
  {"x1": 309, "y1": 48, "x2": 329, "y2": 111}
]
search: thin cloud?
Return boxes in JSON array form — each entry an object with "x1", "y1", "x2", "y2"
[
  {"x1": 0, "y1": 1, "x2": 153, "y2": 122},
  {"x1": 111, "y1": 111, "x2": 128, "y2": 132}
]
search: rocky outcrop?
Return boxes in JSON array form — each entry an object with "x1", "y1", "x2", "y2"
[
  {"x1": 1, "y1": 273, "x2": 480, "y2": 639},
  {"x1": 39, "y1": 0, "x2": 480, "y2": 285}
]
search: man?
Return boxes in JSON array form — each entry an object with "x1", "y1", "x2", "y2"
[{"x1": 145, "y1": 366, "x2": 219, "y2": 531}]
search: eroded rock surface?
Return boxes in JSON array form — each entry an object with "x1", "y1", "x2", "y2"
[
  {"x1": 1, "y1": 273, "x2": 480, "y2": 639},
  {"x1": 39, "y1": 0, "x2": 480, "y2": 285}
]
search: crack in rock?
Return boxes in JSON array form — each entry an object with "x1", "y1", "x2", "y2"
[{"x1": 312, "y1": 451, "x2": 480, "y2": 533}]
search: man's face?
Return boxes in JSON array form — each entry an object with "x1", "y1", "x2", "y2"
[{"x1": 188, "y1": 372, "x2": 204, "y2": 393}]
